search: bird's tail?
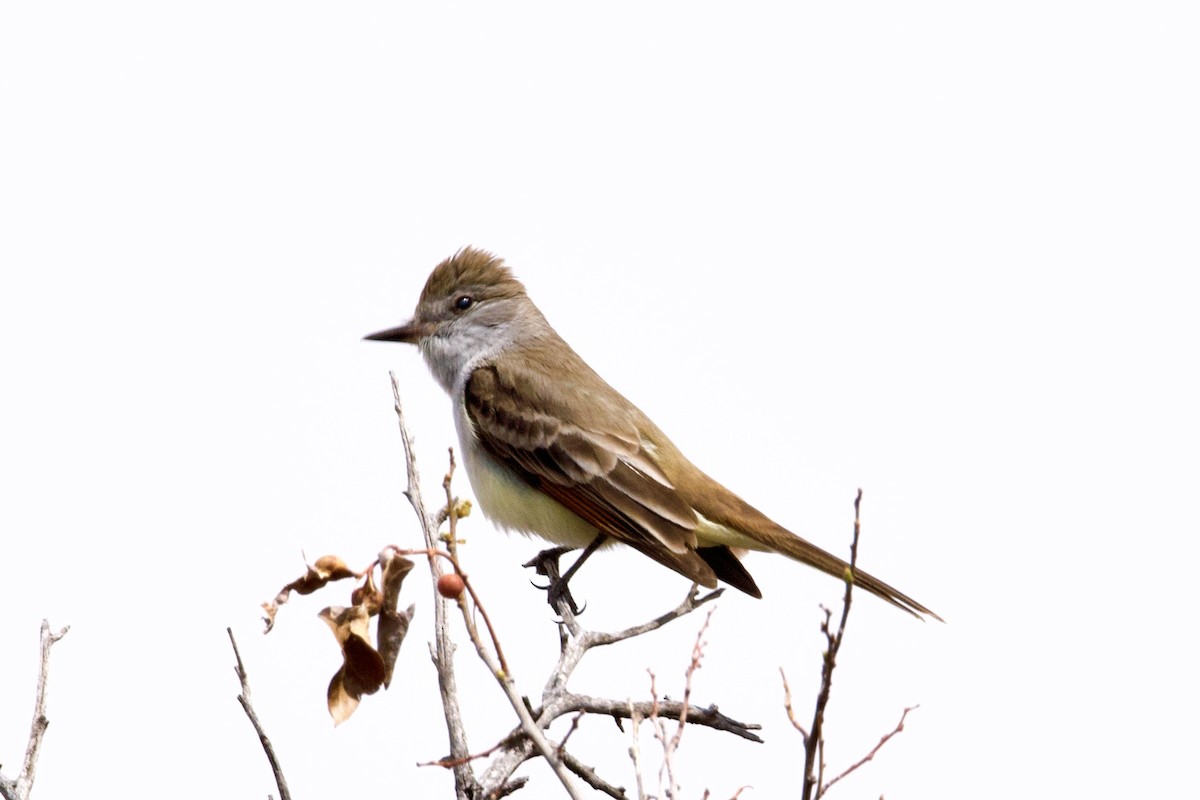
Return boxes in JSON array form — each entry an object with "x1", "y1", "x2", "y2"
[{"x1": 763, "y1": 527, "x2": 942, "y2": 620}]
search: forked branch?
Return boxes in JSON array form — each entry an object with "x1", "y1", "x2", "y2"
[
  {"x1": 783, "y1": 490, "x2": 918, "y2": 799},
  {"x1": 387, "y1": 373, "x2": 762, "y2": 798}
]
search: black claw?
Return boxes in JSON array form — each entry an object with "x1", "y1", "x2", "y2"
[
  {"x1": 524, "y1": 546, "x2": 585, "y2": 615},
  {"x1": 523, "y1": 535, "x2": 606, "y2": 617},
  {"x1": 547, "y1": 577, "x2": 584, "y2": 616}
]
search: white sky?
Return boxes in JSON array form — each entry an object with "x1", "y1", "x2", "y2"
[{"x1": 2, "y1": 3, "x2": 1197, "y2": 798}]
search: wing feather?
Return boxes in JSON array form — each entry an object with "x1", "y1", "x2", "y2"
[{"x1": 466, "y1": 363, "x2": 717, "y2": 585}]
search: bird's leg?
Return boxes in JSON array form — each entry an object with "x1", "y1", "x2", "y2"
[{"x1": 523, "y1": 534, "x2": 607, "y2": 615}]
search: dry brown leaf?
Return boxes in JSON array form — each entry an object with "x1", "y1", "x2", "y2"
[
  {"x1": 261, "y1": 600, "x2": 281, "y2": 632},
  {"x1": 319, "y1": 604, "x2": 385, "y2": 724},
  {"x1": 312, "y1": 555, "x2": 356, "y2": 582},
  {"x1": 352, "y1": 570, "x2": 384, "y2": 616},
  {"x1": 327, "y1": 665, "x2": 359, "y2": 726},
  {"x1": 293, "y1": 555, "x2": 356, "y2": 596},
  {"x1": 319, "y1": 604, "x2": 371, "y2": 644},
  {"x1": 379, "y1": 548, "x2": 415, "y2": 613},
  {"x1": 261, "y1": 554, "x2": 359, "y2": 633},
  {"x1": 375, "y1": 548, "x2": 417, "y2": 688},
  {"x1": 342, "y1": 633, "x2": 385, "y2": 696},
  {"x1": 378, "y1": 603, "x2": 416, "y2": 689}
]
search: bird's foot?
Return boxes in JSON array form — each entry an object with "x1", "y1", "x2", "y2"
[{"x1": 523, "y1": 547, "x2": 585, "y2": 616}]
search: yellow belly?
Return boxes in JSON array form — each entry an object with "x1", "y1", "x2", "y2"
[{"x1": 458, "y1": 425, "x2": 601, "y2": 549}]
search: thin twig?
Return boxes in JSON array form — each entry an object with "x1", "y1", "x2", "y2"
[
  {"x1": 450, "y1": 583, "x2": 584, "y2": 799},
  {"x1": 674, "y1": 607, "x2": 716, "y2": 744},
  {"x1": 547, "y1": 586, "x2": 723, "y2": 697},
  {"x1": 647, "y1": 607, "x2": 716, "y2": 797},
  {"x1": 442, "y1": 456, "x2": 511, "y2": 677},
  {"x1": 560, "y1": 749, "x2": 628, "y2": 799},
  {"x1": 779, "y1": 667, "x2": 810, "y2": 739},
  {"x1": 647, "y1": 670, "x2": 669, "y2": 795},
  {"x1": 386, "y1": 542, "x2": 513, "y2": 678},
  {"x1": 418, "y1": 734, "x2": 517, "y2": 769},
  {"x1": 801, "y1": 489, "x2": 863, "y2": 800},
  {"x1": 821, "y1": 705, "x2": 918, "y2": 794},
  {"x1": 785, "y1": 490, "x2": 922, "y2": 797},
  {"x1": 628, "y1": 702, "x2": 647, "y2": 800},
  {"x1": 586, "y1": 587, "x2": 724, "y2": 648},
  {"x1": 556, "y1": 712, "x2": 586, "y2": 760},
  {"x1": 0, "y1": 620, "x2": 68, "y2": 800},
  {"x1": 227, "y1": 628, "x2": 291, "y2": 800}
]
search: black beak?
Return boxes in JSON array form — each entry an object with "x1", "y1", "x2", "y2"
[{"x1": 363, "y1": 321, "x2": 431, "y2": 344}]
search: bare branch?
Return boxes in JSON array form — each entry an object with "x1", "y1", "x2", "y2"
[
  {"x1": 471, "y1": 591, "x2": 759, "y2": 796},
  {"x1": 385, "y1": 377, "x2": 768, "y2": 798},
  {"x1": 821, "y1": 705, "x2": 918, "y2": 795},
  {"x1": 788, "y1": 489, "x2": 916, "y2": 799},
  {"x1": 390, "y1": 372, "x2": 478, "y2": 798},
  {"x1": 227, "y1": 628, "x2": 291, "y2": 800},
  {"x1": 643, "y1": 608, "x2": 716, "y2": 797},
  {"x1": 552, "y1": 695, "x2": 762, "y2": 742},
  {"x1": 442, "y1": 454, "x2": 512, "y2": 678},
  {"x1": 556, "y1": 712, "x2": 585, "y2": 760},
  {"x1": 584, "y1": 587, "x2": 724, "y2": 649},
  {"x1": 468, "y1": 581, "x2": 758, "y2": 796},
  {"x1": 546, "y1": 586, "x2": 723, "y2": 697},
  {"x1": 648, "y1": 671, "x2": 672, "y2": 795},
  {"x1": 779, "y1": 667, "x2": 810, "y2": 739},
  {"x1": 560, "y1": 749, "x2": 628, "y2": 799},
  {"x1": 417, "y1": 733, "x2": 519, "y2": 769},
  {"x1": 448, "y1": 580, "x2": 585, "y2": 799},
  {"x1": 0, "y1": 620, "x2": 69, "y2": 800},
  {"x1": 796, "y1": 489, "x2": 865, "y2": 799},
  {"x1": 390, "y1": 373, "x2": 583, "y2": 799},
  {"x1": 674, "y1": 607, "x2": 716, "y2": 746},
  {"x1": 627, "y1": 703, "x2": 647, "y2": 800}
]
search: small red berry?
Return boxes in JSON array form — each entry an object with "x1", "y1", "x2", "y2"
[{"x1": 437, "y1": 573, "x2": 465, "y2": 598}]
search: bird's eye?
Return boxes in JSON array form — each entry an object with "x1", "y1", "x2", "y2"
[{"x1": 454, "y1": 295, "x2": 473, "y2": 311}]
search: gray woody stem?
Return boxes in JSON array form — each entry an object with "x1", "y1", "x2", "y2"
[
  {"x1": 0, "y1": 620, "x2": 69, "y2": 800},
  {"x1": 227, "y1": 628, "x2": 291, "y2": 800},
  {"x1": 390, "y1": 372, "x2": 583, "y2": 800}
]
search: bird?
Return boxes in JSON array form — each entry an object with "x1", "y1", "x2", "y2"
[{"x1": 366, "y1": 247, "x2": 938, "y2": 619}]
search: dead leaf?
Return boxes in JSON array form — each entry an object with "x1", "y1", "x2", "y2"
[
  {"x1": 379, "y1": 604, "x2": 416, "y2": 689},
  {"x1": 320, "y1": 604, "x2": 385, "y2": 724},
  {"x1": 327, "y1": 666, "x2": 358, "y2": 726},
  {"x1": 261, "y1": 554, "x2": 358, "y2": 633},
  {"x1": 379, "y1": 548, "x2": 415, "y2": 613},
  {"x1": 352, "y1": 570, "x2": 383, "y2": 616}
]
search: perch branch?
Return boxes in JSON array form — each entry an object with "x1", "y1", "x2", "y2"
[{"x1": 386, "y1": 375, "x2": 764, "y2": 798}]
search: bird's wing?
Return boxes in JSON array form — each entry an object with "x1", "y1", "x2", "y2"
[{"x1": 465, "y1": 360, "x2": 730, "y2": 590}]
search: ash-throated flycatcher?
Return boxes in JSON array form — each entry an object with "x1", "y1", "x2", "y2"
[{"x1": 367, "y1": 247, "x2": 937, "y2": 619}]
